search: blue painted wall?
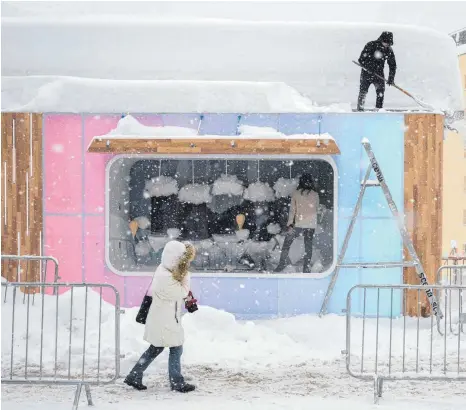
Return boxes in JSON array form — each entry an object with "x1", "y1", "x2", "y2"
[{"x1": 177, "y1": 112, "x2": 407, "y2": 319}]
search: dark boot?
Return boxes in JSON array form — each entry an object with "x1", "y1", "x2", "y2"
[
  {"x1": 171, "y1": 382, "x2": 196, "y2": 393},
  {"x1": 124, "y1": 377, "x2": 147, "y2": 391},
  {"x1": 124, "y1": 345, "x2": 164, "y2": 391}
]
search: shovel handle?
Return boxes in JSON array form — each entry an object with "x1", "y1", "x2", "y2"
[{"x1": 352, "y1": 60, "x2": 414, "y2": 99}]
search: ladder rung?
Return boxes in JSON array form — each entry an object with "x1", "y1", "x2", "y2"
[{"x1": 361, "y1": 180, "x2": 380, "y2": 187}]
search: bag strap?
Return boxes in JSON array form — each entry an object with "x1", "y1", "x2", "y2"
[{"x1": 145, "y1": 274, "x2": 155, "y2": 296}]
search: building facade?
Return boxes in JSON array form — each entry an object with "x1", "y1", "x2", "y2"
[{"x1": 443, "y1": 29, "x2": 466, "y2": 257}]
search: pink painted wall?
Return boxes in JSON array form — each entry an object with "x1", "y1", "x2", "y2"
[{"x1": 44, "y1": 114, "x2": 144, "y2": 306}]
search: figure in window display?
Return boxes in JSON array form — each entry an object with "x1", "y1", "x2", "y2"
[{"x1": 274, "y1": 174, "x2": 320, "y2": 273}]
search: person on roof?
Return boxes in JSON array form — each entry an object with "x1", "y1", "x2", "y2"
[{"x1": 357, "y1": 31, "x2": 397, "y2": 111}]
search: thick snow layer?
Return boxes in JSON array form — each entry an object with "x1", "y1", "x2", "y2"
[
  {"x1": 145, "y1": 176, "x2": 179, "y2": 197},
  {"x1": 2, "y1": 287, "x2": 465, "y2": 410},
  {"x1": 91, "y1": 116, "x2": 336, "y2": 141},
  {"x1": 212, "y1": 174, "x2": 244, "y2": 196},
  {"x1": 243, "y1": 182, "x2": 275, "y2": 202},
  {"x1": 104, "y1": 114, "x2": 198, "y2": 138},
  {"x1": 1, "y1": 20, "x2": 463, "y2": 112},
  {"x1": 1, "y1": 76, "x2": 349, "y2": 114},
  {"x1": 274, "y1": 177, "x2": 299, "y2": 198},
  {"x1": 178, "y1": 184, "x2": 212, "y2": 204},
  {"x1": 239, "y1": 125, "x2": 284, "y2": 138}
]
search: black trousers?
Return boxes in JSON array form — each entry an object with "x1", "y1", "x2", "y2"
[
  {"x1": 357, "y1": 71, "x2": 385, "y2": 111},
  {"x1": 275, "y1": 228, "x2": 315, "y2": 273}
]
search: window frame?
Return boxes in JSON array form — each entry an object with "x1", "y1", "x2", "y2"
[{"x1": 105, "y1": 153, "x2": 338, "y2": 279}]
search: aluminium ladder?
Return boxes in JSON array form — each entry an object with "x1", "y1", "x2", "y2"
[{"x1": 319, "y1": 139, "x2": 443, "y2": 322}]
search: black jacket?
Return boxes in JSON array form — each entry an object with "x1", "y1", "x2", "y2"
[{"x1": 358, "y1": 32, "x2": 397, "y2": 83}]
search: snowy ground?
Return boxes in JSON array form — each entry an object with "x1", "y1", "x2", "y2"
[{"x1": 1, "y1": 287, "x2": 465, "y2": 409}]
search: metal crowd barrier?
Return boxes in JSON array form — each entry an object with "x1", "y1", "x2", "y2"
[
  {"x1": 436, "y1": 265, "x2": 466, "y2": 336},
  {"x1": 1, "y1": 282, "x2": 123, "y2": 409},
  {"x1": 1, "y1": 255, "x2": 61, "y2": 294},
  {"x1": 344, "y1": 284, "x2": 466, "y2": 403}
]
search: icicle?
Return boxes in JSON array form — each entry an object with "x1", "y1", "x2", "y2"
[
  {"x1": 159, "y1": 159, "x2": 162, "y2": 177},
  {"x1": 225, "y1": 160, "x2": 228, "y2": 176}
]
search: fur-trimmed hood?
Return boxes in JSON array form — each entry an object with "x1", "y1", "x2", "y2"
[{"x1": 161, "y1": 240, "x2": 195, "y2": 282}]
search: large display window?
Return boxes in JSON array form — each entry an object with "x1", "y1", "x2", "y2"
[{"x1": 106, "y1": 155, "x2": 336, "y2": 277}]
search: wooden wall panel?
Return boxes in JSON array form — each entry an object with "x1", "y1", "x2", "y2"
[
  {"x1": 403, "y1": 113, "x2": 443, "y2": 316},
  {"x1": 1, "y1": 113, "x2": 43, "y2": 285}
]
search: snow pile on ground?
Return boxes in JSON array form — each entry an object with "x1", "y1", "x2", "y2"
[
  {"x1": 274, "y1": 177, "x2": 299, "y2": 198},
  {"x1": 2, "y1": 286, "x2": 465, "y2": 409},
  {"x1": 2, "y1": 20, "x2": 463, "y2": 112},
  {"x1": 1, "y1": 286, "x2": 119, "y2": 381},
  {"x1": 3, "y1": 287, "x2": 464, "y2": 378},
  {"x1": 243, "y1": 182, "x2": 275, "y2": 202},
  {"x1": 178, "y1": 184, "x2": 212, "y2": 204},
  {"x1": 145, "y1": 176, "x2": 179, "y2": 197},
  {"x1": 212, "y1": 174, "x2": 244, "y2": 196}
]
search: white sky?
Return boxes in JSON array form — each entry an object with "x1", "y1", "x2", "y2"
[{"x1": 2, "y1": 1, "x2": 464, "y2": 34}]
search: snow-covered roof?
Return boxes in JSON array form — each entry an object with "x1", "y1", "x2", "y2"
[
  {"x1": 1, "y1": 77, "x2": 350, "y2": 114},
  {"x1": 1, "y1": 19, "x2": 463, "y2": 113}
]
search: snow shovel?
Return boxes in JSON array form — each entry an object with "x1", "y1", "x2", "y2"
[{"x1": 352, "y1": 60, "x2": 436, "y2": 111}]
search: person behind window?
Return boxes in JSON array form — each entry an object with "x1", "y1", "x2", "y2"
[
  {"x1": 274, "y1": 174, "x2": 320, "y2": 273},
  {"x1": 124, "y1": 241, "x2": 197, "y2": 393}
]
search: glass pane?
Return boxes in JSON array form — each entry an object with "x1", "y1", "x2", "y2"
[{"x1": 108, "y1": 157, "x2": 335, "y2": 275}]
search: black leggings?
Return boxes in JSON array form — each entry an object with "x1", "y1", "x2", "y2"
[{"x1": 276, "y1": 228, "x2": 315, "y2": 273}]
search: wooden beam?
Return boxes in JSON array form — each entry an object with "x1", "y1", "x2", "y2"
[
  {"x1": 87, "y1": 137, "x2": 341, "y2": 155},
  {"x1": 403, "y1": 113, "x2": 443, "y2": 317},
  {"x1": 1, "y1": 113, "x2": 43, "y2": 290}
]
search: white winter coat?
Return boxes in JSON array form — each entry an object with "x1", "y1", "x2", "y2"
[
  {"x1": 144, "y1": 241, "x2": 191, "y2": 348},
  {"x1": 287, "y1": 189, "x2": 320, "y2": 229}
]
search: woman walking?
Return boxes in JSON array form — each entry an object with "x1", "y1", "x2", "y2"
[
  {"x1": 124, "y1": 240, "x2": 197, "y2": 393},
  {"x1": 274, "y1": 174, "x2": 320, "y2": 273}
]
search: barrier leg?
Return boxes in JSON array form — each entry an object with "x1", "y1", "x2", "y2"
[
  {"x1": 72, "y1": 384, "x2": 83, "y2": 410},
  {"x1": 84, "y1": 384, "x2": 93, "y2": 406},
  {"x1": 373, "y1": 376, "x2": 381, "y2": 404},
  {"x1": 377, "y1": 378, "x2": 384, "y2": 398}
]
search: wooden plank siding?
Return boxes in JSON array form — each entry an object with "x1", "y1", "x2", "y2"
[
  {"x1": 403, "y1": 113, "x2": 443, "y2": 316},
  {"x1": 1, "y1": 113, "x2": 43, "y2": 286},
  {"x1": 87, "y1": 137, "x2": 341, "y2": 155}
]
